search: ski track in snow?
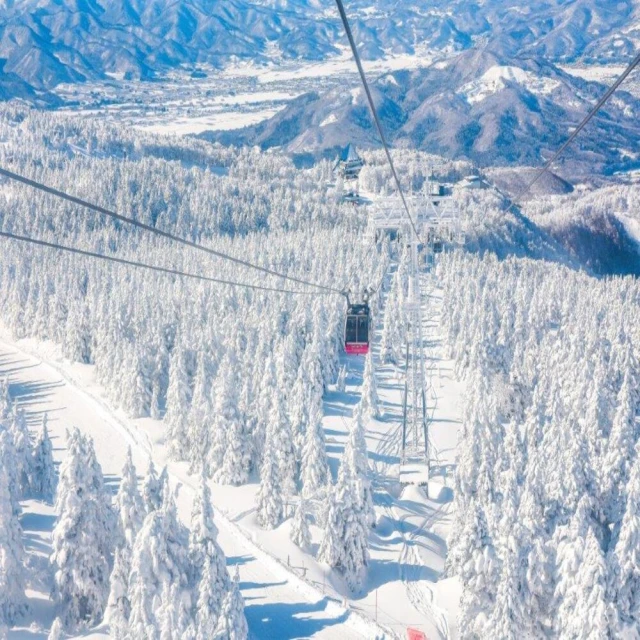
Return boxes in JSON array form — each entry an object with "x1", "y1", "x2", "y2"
[{"x1": 0, "y1": 339, "x2": 373, "y2": 640}]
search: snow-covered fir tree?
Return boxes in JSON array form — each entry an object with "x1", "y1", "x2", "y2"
[
  {"x1": 0, "y1": 466, "x2": 27, "y2": 626},
  {"x1": 290, "y1": 497, "x2": 311, "y2": 551},
  {"x1": 300, "y1": 405, "x2": 329, "y2": 501},
  {"x1": 211, "y1": 353, "x2": 251, "y2": 485},
  {"x1": 10, "y1": 408, "x2": 33, "y2": 497},
  {"x1": 256, "y1": 421, "x2": 285, "y2": 529},
  {"x1": 47, "y1": 617, "x2": 64, "y2": 640},
  {"x1": 318, "y1": 446, "x2": 369, "y2": 591},
  {"x1": 105, "y1": 546, "x2": 130, "y2": 638},
  {"x1": 360, "y1": 353, "x2": 380, "y2": 420},
  {"x1": 213, "y1": 570, "x2": 248, "y2": 640},
  {"x1": 165, "y1": 341, "x2": 193, "y2": 462},
  {"x1": 127, "y1": 489, "x2": 192, "y2": 639},
  {"x1": 187, "y1": 350, "x2": 214, "y2": 474},
  {"x1": 268, "y1": 387, "x2": 297, "y2": 499},
  {"x1": 379, "y1": 269, "x2": 405, "y2": 365},
  {"x1": 0, "y1": 429, "x2": 20, "y2": 517},
  {"x1": 142, "y1": 457, "x2": 162, "y2": 514},
  {"x1": 456, "y1": 500, "x2": 499, "y2": 638},
  {"x1": 113, "y1": 447, "x2": 144, "y2": 550},
  {"x1": 105, "y1": 447, "x2": 144, "y2": 635},
  {"x1": 31, "y1": 414, "x2": 57, "y2": 503},
  {"x1": 347, "y1": 405, "x2": 376, "y2": 528},
  {"x1": 187, "y1": 472, "x2": 230, "y2": 638},
  {"x1": 51, "y1": 428, "x2": 115, "y2": 630},
  {"x1": 0, "y1": 379, "x2": 11, "y2": 421}
]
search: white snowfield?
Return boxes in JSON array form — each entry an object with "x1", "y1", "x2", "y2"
[
  {"x1": 458, "y1": 65, "x2": 561, "y2": 105},
  {"x1": 2, "y1": 265, "x2": 463, "y2": 640}
]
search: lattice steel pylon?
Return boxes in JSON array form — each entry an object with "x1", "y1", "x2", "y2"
[{"x1": 400, "y1": 223, "x2": 430, "y2": 486}]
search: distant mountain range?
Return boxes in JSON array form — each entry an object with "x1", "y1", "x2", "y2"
[
  {"x1": 0, "y1": 0, "x2": 637, "y2": 94},
  {"x1": 0, "y1": 0, "x2": 638, "y2": 173},
  {"x1": 206, "y1": 49, "x2": 640, "y2": 173}
]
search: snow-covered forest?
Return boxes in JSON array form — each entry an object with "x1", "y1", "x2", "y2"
[
  {"x1": 442, "y1": 252, "x2": 640, "y2": 638},
  {"x1": 0, "y1": 105, "x2": 391, "y2": 635},
  {"x1": 1, "y1": 99, "x2": 640, "y2": 638},
  {"x1": 0, "y1": 375, "x2": 247, "y2": 638}
]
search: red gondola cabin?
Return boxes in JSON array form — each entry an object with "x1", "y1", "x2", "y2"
[{"x1": 344, "y1": 303, "x2": 370, "y2": 355}]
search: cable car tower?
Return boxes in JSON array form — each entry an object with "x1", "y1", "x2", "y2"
[{"x1": 399, "y1": 221, "x2": 430, "y2": 487}]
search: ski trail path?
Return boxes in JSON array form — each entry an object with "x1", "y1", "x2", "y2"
[{"x1": 0, "y1": 339, "x2": 372, "y2": 640}]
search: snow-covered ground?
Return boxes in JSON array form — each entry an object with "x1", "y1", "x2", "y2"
[
  {"x1": 224, "y1": 47, "x2": 441, "y2": 83},
  {"x1": 1, "y1": 257, "x2": 464, "y2": 639},
  {"x1": 139, "y1": 110, "x2": 283, "y2": 135},
  {"x1": 52, "y1": 49, "x2": 445, "y2": 137}
]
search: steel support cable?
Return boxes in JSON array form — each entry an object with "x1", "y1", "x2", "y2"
[
  {"x1": 0, "y1": 230, "x2": 328, "y2": 296},
  {"x1": 0, "y1": 166, "x2": 343, "y2": 296},
  {"x1": 333, "y1": 0, "x2": 421, "y2": 241},
  {"x1": 507, "y1": 50, "x2": 640, "y2": 211}
]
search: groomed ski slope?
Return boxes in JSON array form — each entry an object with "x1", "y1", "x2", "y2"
[{"x1": 2, "y1": 257, "x2": 464, "y2": 640}]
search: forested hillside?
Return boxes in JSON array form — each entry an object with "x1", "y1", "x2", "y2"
[
  {"x1": 442, "y1": 252, "x2": 640, "y2": 637},
  {"x1": 1, "y1": 102, "x2": 640, "y2": 637},
  {"x1": 0, "y1": 0, "x2": 636, "y2": 94}
]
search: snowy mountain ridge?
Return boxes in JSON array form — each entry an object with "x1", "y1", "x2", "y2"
[
  {"x1": 0, "y1": 0, "x2": 637, "y2": 97},
  {"x1": 207, "y1": 49, "x2": 640, "y2": 174}
]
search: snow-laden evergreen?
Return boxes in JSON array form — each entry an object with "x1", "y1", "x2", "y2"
[
  {"x1": 360, "y1": 353, "x2": 380, "y2": 420},
  {"x1": 166, "y1": 341, "x2": 193, "y2": 462},
  {"x1": 347, "y1": 405, "x2": 376, "y2": 528},
  {"x1": 211, "y1": 353, "x2": 251, "y2": 485},
  {"x1": 105, "y1": 547, "x2": 130, "y2": 638},
  {"x1": 380, "y1": 268, "x2": 405, "y2": 365},
  {"x1": 300, "y1": 404, "x2": 329, "y2": 501},
  {"x1": 113, "y1": 447, "x2": 144, "y2": 550},
  {"x1": 31, "y1": 414, "x2": 57, "y2": 503},
  {"x1": 442, "y1": 251, "x2": 640, "y2": 636},
  {"x1": 318, "y1": 445, "x2": 369, "y2": 591},
  {"x1": 127, "y1": 490, "x2": 192, "y2": 639},
  {"x1": 188, "y1": 472, "x2": 230, "y2": 637},
  {"x1": 290, "y1": 497, "x2": 311, "y2": 551},
  {"x1": 0, "y1": 379, "x2": 11, "y2": 421},
  {"x1": 0, "y1": 465, "x2": 27, "y2": 626},
  {"x1": 105, "y1": 447, "x2": 144, "y2": 634},
  {"x1": 0, "y1": 393, "x2": 22, "y2": 518},
  {"x1": 47, "y1": 617, "x2": 63, "y2": 640},
  {"x1": 256, "y1": 418, "x2": 285, "y2": 529},
  {"x1": 51, "y1": 428, "x2": 115, "y2": 630},
  {"x1": 213, "y1": 570, "x2": 248, "y2": 640},
  {"x1": 142, "y1": 458, "x2": 162, "y2": 514},
  {"x1": 10, "y1": 408, "x2": 33, "y2": 497}
]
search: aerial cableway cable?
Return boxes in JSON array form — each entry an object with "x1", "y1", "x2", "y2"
[
  {"x1": 0, "y1": 230, "x2": 329, "y2": 296},
  {"x1": 0, "y1": 166, "x2": 343, "y2": 296},
  {"x1": 507, "y1": 50, "x2": 640, "y2": 211},
  {"x1": 333, "y1": 0, "x2": 421, "y2": 241}
]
